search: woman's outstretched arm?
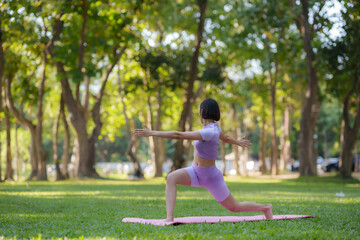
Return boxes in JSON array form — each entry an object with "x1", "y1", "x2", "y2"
[
  {"x1": 220, "y1": 132, "x2": 251, "y2": 148},
  {"x1": 134, "y1": 124, "x2": 203, "y2": 140}
]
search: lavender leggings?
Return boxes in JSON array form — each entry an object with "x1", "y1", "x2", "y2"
[{"x1": 184, "y1": 163, "x2": 230, "y2": 202}]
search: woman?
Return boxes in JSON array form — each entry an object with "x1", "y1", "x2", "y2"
[{"x1": 134, "y1": 98, "x2": 273, "y2": 222}]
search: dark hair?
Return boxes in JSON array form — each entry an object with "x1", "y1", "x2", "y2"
[{"x1": 199, "y1": 98, "x2": 220, "y2": 121}]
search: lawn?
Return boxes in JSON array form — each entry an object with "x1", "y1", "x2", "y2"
[{"x1": 0, "y1": 175, "x2": 359, "y2": 239}]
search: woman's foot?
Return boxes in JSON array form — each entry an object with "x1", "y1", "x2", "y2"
[
  {"x1": 164, "y1": 217, "x2": 174, "y2": 222},
  {"x1": 263, "y1": 204, "x2": 273, "y2": 220}
]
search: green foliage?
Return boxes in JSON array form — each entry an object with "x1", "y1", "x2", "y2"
[
  {"x1": 200, "y1": 64, "x2": 225, "y2": 85},
  {"x1": 320, "y1": 0, "x2": 360, "y2": 98},
  {"x1": 0, "y1": 177, "x2": 359, "y2": 239},
  {"x1": 0, "y1": 0, "x2": 358, "y2": 174},
  {"x1": 316, "y1": 100, "x2": 342, "y2": 158}
]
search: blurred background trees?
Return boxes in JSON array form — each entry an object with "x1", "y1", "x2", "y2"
[{"x1": 0, "y1": 0, "x2": 359, "y2": 180}]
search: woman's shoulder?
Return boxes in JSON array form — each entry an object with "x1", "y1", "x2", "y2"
[
  {"x1": 199, "y1": 123, "x2": 221, "y2": 140},
  {"x1": 211, "y1": 122, "x2": 222, "y2": 133}
]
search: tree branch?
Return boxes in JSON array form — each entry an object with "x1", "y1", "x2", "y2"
[
  {"x1": 4, "y1": 75, "x2": 35, "y2": 131},
  {"x1": 45, "y1": 13, "x2": 64, "y2": 57},
  {"x1": 89, "y1": 46, "x2": 126, "y2": 144},
  {"x1": 79, "y1": 0, "x2": 89, "y2": 110}
]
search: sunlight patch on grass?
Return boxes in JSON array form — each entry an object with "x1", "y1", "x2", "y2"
[
  {"x1": 0, "y1": 191, "x2": 105, "y2": 197},
  {"x1": 224, "y1": 176, "x2": 284, "y2": 184}
]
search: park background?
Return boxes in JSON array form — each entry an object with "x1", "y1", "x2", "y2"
[
  {"x1": 0, "y1": 0, "x2": 359, "y2": 239},
  {"x1": 0, "y1": 0, "x2": 359, "y2": 181}
]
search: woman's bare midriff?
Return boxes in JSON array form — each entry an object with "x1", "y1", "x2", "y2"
[{"x1": 195, "y1": 155, "x2": 216, "y2": 167}]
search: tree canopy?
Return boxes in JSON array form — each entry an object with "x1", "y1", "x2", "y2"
[{"x1": 0, "y1": 0, "x2": 359, "y2": 180}]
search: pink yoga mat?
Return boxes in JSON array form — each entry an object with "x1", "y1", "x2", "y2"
[{"x1": 122, "y1": 215, "x2": 314, "y2": 226}]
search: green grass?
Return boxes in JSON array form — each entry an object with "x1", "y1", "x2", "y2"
[{"x1": 0, "y1": 175, "x2": 359, "y2": 239}]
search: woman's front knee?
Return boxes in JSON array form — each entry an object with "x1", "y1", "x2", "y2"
[
  {"x1": 166, "y1": 172, "x2": 177, "y2": 185},
  {"x1": 166, "y1": 169, "x2": 191, "y2": 186}
]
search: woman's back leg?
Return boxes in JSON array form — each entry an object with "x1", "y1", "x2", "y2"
[{"x1": 219, "y1": 194, "x2": 273, "y2": 219}]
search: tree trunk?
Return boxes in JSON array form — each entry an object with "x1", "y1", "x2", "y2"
[
  {"x1": 27, "y1": 128, "x2": 38, "y2": 180},
  {"x1": 154, "y1": 83, "x2": 165, "y2": 177},
  {"x1": 130, "y1": 119, "x2": 144, "y2": 178},
  {"x1": 14, "y1": 122, "x2": 23, "y2": 180},
  {"x1": 143, "y1": 65, "x2": 164, "y2": 177},
  {"x1": 118, "y1": 65, "x2": 144, "y2": 179},
  {"x1": 339, "y1": 119, "x2": 345, "y2": 168},
  {"x1": 46, "y1": 9, "x2": 95, "y2": 178},
  {"x1": 76, "y1": 0, "x2": 98, "y2": 178},
  {"x1": 291, "y1": 0, "x2": 320, "y2": 176},
  {"x1": 50, "y1": 43, "x2": 93, "y2": 179},
  {"x1": 280, "y1": 119, "x2": 284, "y2": 170},
  {"x1": 280, "y1": 105, "x2": 291, "y2": 171},
  {"x1": 4, "y1": 23, "x2": 48, "y2": 181},
  {"x1": 4, "y1": 105, "x2": 14, "y2": 181},
  {"x1": 0, "y1": 18, "x2": 3, "y2": 182},
  {"x1": 231, "y1": 104, "x2": 240, "y2": 175},
  {"x1": 268, "y1": 61, "x2": 278, "y2": 175},
  {"x1": 45, "y1": 13, "x2": 76, "y2": 179},
  {"x1": 159, "y1": 138, "x2": 166, "y2": 172},
  {"x1": 340, "y1": 134, "x2": 357, "y2": 178},
  {"x1": 270, "y1": 87, "x2": 278, "y2": 175},
  {"x1": 265, "y1": 35, "x2": 279, "y2": 175},
  {"x1": 242, "y1": 116, "x2": 249, "y2": 176},
  {"x1": 292, "y1": 0, "x2": 321, "y2": 176},
  {"x1": 354, "y1": 141, "x2": 359, "y2": 173},
  {"x1": 70, "y1": 140, "x2": 78, "y2": 178},
  {"x1": 259, "y1": 117, "x2": 267, "y2": 174},
  {"x1": 35, "y1": 52, "x2": 48, "y2": 180},
  {"x1": 53, "y1": 98, "x2": 60, "y2": 175},
  {"x1": 57, "y1": 63, "x2": 90, "y2": 178},
  {"x1": 172, "y1": 0, "x2": 207, "y2": 171},
  {"x1": 4, "y1": 75, "x2": 43, "y2": 180},
  {"x1": 98, "y1": 149, "x2": 106, "y2": 162},
  {"x1": 88, "y1": 49, "x2": 125, "y2": 178},
  {"x1": 60, "y1": 96, "x2": 70, "y2": 179},
  {"x1": 340, "y1": 75, "x2": 360, "y2": 178},
  {"x1": 146, "y1": 94, "x2": 158, "y2": 175},
  {"x1": 53, "y1": 94, "x2": 66, "y2": 180},
  {"x1": 323, "y1": 129, "x2": 328, "y2": 159}
]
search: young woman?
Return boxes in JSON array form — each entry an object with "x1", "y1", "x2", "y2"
[{"x1": 134, "y1": 98, "x2": 273, "y2": 222}]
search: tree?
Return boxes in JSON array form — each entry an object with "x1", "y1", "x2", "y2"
[
  {"x1": 137, "y1": 50, "x2": 168, "y2": 177},
  {"x1": 52, "y1": 93, "x2": 70, "y2": 180},
  {"x1": 4, "y1": 105, "x2": 13, "y2": 180},
  {"x1": 289, "y1": 0, "x2": 325, "y2": 176},
  {"x1": 2, "y1": 1, "x2": 49, "y2": 180},
  {"x1": 0, "y1": 14, "x2": 4, "y2": 182},
  {"x1": 172, "y1": 0, "x2": 207, "y2": 171},
  {"x1": 320, "y1": 0, "x2": 360, "y2": 178},
  {"x1": 220, "y1": 0, "x2": 299, "y2": 175},
  {"x1": 46, "y1": 0, "x2": 137, "y2": 178},
  {"x1": 118, "y1": 64, "x2": 144, "y2": 179}
]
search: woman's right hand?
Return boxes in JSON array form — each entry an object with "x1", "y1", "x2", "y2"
[{"x1": 133, "y1": 124, "x2": 152, "y2": 137}]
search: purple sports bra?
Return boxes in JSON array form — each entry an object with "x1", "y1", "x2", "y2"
[{"x1": 194, "y1": 122, "x2": 222, "y2": 160}]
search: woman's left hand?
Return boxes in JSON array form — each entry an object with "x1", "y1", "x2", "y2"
[{"x1": 133, "y1": 124, "x2": 152, "y2": 137}]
